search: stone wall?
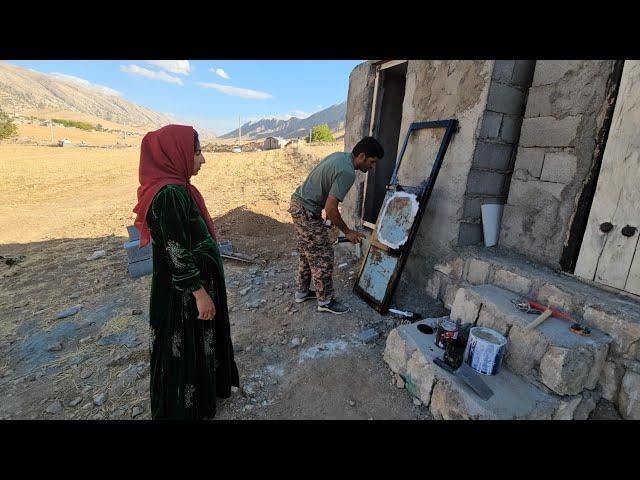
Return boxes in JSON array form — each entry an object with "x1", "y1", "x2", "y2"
[{"x1": 499, "y1": 60, "x2": 620, "y2": 269}]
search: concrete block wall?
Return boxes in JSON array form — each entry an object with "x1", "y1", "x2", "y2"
[
  {"x1": 499, "y1": 60, "x2": 620, "y2": 269},
  {"x1": 459, "y1": 60, "x2": 536, "y2": 246}
]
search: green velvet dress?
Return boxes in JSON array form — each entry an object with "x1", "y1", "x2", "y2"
[{"x1": 146, "y1": 184, "x2": 239, "y2": 420}]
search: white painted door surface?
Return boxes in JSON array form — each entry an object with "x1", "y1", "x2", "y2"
[{"x1": 575, "y1": 61, "x2": 640, "y2": 295}]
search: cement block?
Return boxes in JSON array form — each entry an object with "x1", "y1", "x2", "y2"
[
  {"x1": 599, "y1": 360, "x2": 625, "y2": 403},
  {"x1": 486, "y1": 82, "x2": 526, "y2": 115},
  {"x1": 532, "y1": 60, "x2": 583, "y2": 86},
  {"x1": 477, "y1": 308, "x2": 510, "y2": 336},
  {"x1": 491, "y1": 60, "x2": 516, "y2": 83},
  {"x1": 473, "y1": 141, "x2": 514, "y2": 170},
  {"x1": 492, "y1": 269, "x2": 533, "y2": 295},
  {"x1": 507, "y1": 179, "x2": 566, "y2": 208},
  {"x1": 126, "y1": 225, "x2": 140, "y2": 241},
  {"x1": 514, "y1": 147, "x2": 545, "y2": 178},
  {"x1": 124, "y1": 240, "x2": 152, "y2": 263},
  {"x1": 466, "y1": 170, "x2": 506, "y2": 196},
  {"x1": 463, "y1": 196, "x2": 505, "y2": 219},
  {"x1": 524, "y1": 85, "x2": 553, "y2": 118},
  {"x1": 540, "y1": 151, "x2": 578, "y2": 184},
  {"x1": 465, "y1": 258, "x2": 491, "y2": 285},
  {"x1": 519, "y1": 115, "x2": 582, "y2": 147},
  {"x1": 450, "y1": 288, "x2": 481, "y2": 324},
  {"x1": 479, "y1": 111, "x2": 502, "y2": 139},
  {"x1": 499, "y1": 115, "x2": 523, "y2": 144},
  {"x1": 405, "y1": 350, "x2": 436, "y2": 405},
  {"x1": 585, "y1": 343, "x2": 610, "y2": 390},
  {"x1": 618, "y1": 370, "x2": 640, "y2": 420},
  {"x1": 583, "y1": 306, "x2": 640, "y2": 357},
  {"x1": 457, "y1": 222, "x2": 484, "y2": 246},
  {"x1": 506, "y1": 325, "x2": 550, "y2": 378},
  {"x1": 540, "y1": 346, "x2": 593, "y2": 396},
  {"x1": 383, "y1": 329, "x2": 414, "y2": 376},
  {"x1": 511, "y1": 60, "x2": 536, "y2": 87},
  {"x1": 443, "y1": 285, "x2": 459, "y2": 310},
  {"x1": 127, "y1": 258, "x2": 153, "y2": 278}
]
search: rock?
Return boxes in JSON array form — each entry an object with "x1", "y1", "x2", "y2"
[
  {"x1": 301, "y1": 337, "x2": 307, "y2": 345},
  {"x1": 253, "y1": 278, "x2": 264, "y2": 286},
  {"x1": 291, "y1": 251, "x2": 299, "y2": 256},
  {"x1": 132, "y1": 406, "x2": 144, "y2": 418},
  {"x1": 93, "y1": 393, "x2": 108, "y2": 406},
  {"x1": 81, "y1": 386, "x2": 92, "y2": 394},
  {"x1": 618, "y1": 370, "x2": 640, "y2": 420},
  {"x1": 348, "y1": 400, "x2": 356, "y2": 407},
  {"x1": 539, "y1": 346, "x2": 592, "y2": 396},
  {"x1": 229, "y1": 281, "x2": 241, "y2": 288},
  {"x1": 86, "y1": 250, "x2": 106, "y2": 261},
  {"x1": 358, "y1": 328, "x2": 379, "y2": 344},
  {"x1": 46, "y1": 342, "x2": 63, "y2": 352},
  {"x1": 242, "y1": 404, "x2": 254, "y2": 412},
  {"x1": 395, "y1": 374, "x2": 405, "y2": 389},
  {"x1": 131, "y1": 309, "x2": 143, "y2": 316},
  {"x1": 56, "y1": 305, "x2": 82, "y2": 319},
  {"x1": 69, "y1": 292, "x2": 81, "y2": 299},
  {"x1": 68, "y1": 397, "x2": 83, "y2": 407},
  {"x1": 80, "y1": 369, "x2": 93, "y2": 380},
  {"x1": 246, "y1": 300, "x2": 262, "y2": 309},
  {"x1": 290, "y1": 337, "x2": 301, "y2": 348},
  {"x1": 574, "y1": 391, "x2": 599, "y2": 420},
  {"x1": 231, "y1": 386, "x2": 239, "y2": 393},
  {"x1": 81, "y1": 402, "x2": 93, "y2": 410},
  {"x1": 338, "y1": 263, "x2": 348, "y2": 269},
  {"x1": 78, "y1": 336, "x2": 93, "y2": 345},
  {"x1": 413, "y1": 398, "x2": 422, "y2": 406},
  {"x1": 599, "y1": 360, "x2": 625, "y2": 402},
  {"x1": 275, "y1": 284, "x2": 283, "y2": 290},
  {"x1": 239, "y1": 287, "x2": 251, "y2": 296},
  {"x1": 45, "y1": 401, "x2": 63, "y2": 414}
]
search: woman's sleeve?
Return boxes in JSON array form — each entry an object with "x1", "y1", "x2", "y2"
[{"x1": 152, "y1": 187, "x2": 203, "y2": 294}]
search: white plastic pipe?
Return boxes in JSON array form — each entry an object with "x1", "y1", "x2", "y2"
[{"x1": 481, "y1": 203, "x2": 504, "y2": 247}]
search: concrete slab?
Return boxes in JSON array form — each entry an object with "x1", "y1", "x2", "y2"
[{"x1": 385, "y1": 319, "x2": 560, "y2": 419}]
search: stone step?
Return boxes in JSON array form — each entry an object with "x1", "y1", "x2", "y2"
[
  {"x1": 383, "y1": 318, "x2": 599, "y2": 419},
  {"x1": 450, "y1": 284, "x2": 612, "y2": 396}
]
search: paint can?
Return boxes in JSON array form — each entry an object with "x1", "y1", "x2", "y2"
[
  {"x1": 463, "y1": 327, "x2": 507, "y2": 375},
  {"x1": 435, "y1": 319, "x2": 459, "y2": 349}
]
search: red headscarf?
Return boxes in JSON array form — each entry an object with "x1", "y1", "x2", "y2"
[{"x1": 133, "y1": 124, "x2": 218, "y2": 247}]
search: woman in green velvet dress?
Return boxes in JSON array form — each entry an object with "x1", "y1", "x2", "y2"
[{"x1": 133, "y1": 124, "x2": 239, "y2": 419}]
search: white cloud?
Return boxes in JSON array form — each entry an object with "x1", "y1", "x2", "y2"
[
  {"x1": 145, "y1": 60, "x2": 192, "y2": 75},
  {"x1": 196, "y1": 82, "x2": 273, "y2": 100},
  {"x1": 209, "y1": 68, "x2": 230, "y2": 79},
  {"x1": 120, "y1": 65, "x2": 183, "y2": 86},
  {"x1": 49, "y1": 72, "x2": 121, "y2": 96}
]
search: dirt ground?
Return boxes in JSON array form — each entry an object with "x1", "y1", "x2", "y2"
[{"x1": 0, "y1": 140, "x2": 435, "y2": 420}]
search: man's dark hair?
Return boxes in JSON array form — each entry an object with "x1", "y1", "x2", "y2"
[{"x1": 352, "y1": 136, "x2": 384, "y2": 159}]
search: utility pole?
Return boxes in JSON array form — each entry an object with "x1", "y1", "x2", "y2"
[{"x1": 49, "y1": 119, "x2": 54, "y2": 144}]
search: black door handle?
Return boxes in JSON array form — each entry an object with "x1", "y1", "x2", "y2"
[
  {"x1": 600, "y1": 222, "x2": 614, "y2": 233},
  {"x1": 621, "y1": 225, "x2": 637, "y2": 237}
]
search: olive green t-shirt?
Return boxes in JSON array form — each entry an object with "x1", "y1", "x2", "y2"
[{"x1": 293, "y1": 152, "x2": 356, "y2": 214}]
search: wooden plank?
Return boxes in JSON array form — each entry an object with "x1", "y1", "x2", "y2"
[
  {"x1": 380, "y1": 60, "x2": 408, "y2": 70},
  {"x1": 575, "y1": 60, "x2": 640, "y2": 292}
]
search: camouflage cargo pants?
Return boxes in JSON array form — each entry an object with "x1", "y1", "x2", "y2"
[{"x1": 288, "y1": 196, "x2": 334, "y2": 302}]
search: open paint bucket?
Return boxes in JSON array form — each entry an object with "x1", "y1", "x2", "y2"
[{"x1": 463, "y1": 327, "x2": 507, "y2": 375}]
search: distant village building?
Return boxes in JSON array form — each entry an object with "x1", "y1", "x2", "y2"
[
  {"x1": 263, "y1": 136, "x2": 287, "y2": 150},
  {"x1": 58, "y1": 139, "x2": 72, "y2": 147}
]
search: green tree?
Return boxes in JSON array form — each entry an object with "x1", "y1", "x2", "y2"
[
  {"x1": 0, "y1": 110, "x2": 18, "y2": 141},
  {"x1": 308, "y1": 123, "x2": 335, "y2": 143}
]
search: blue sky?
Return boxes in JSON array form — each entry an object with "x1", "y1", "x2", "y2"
[{"x1": 7, "y1": 60, "x2": 362, "y2": 135}]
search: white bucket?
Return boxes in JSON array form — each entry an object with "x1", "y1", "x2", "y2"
[
  {"x1": 481, "y1": 203, "x2": 504, "y2": 247},
  {"x1": 463, "y1": 327, "x2": 507, "y2": 375}
]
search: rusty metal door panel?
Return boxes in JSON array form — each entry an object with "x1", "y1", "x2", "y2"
[{"x1": 354, "y1": 120, "x2": 457, "y2": 313}]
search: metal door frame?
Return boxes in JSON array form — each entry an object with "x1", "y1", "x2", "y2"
[{"x1": 353, "y1": 119, "x2": 458, "y2": 313}]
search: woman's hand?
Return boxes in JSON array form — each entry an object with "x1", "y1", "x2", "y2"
[{"x1": 193, "y1": 287, "x2": 216, "y2": 320}]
